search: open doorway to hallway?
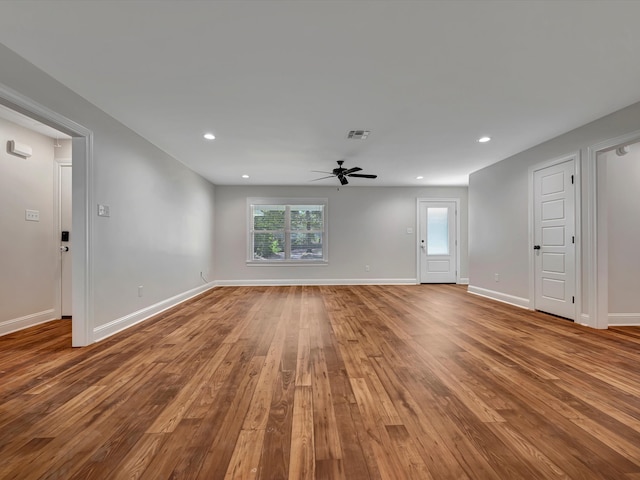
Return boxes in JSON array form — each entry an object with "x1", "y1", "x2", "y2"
[
  {"x1": 0, "y1": 104, "x2": 72, "y2": 337},
  {"x1": 596, "y1": 139, "x2": 640, "y2": 327}
]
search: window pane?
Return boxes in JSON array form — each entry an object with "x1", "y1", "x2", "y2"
[
  {"x1": 290, "y1": 205, "x2": 323, "y2": 231},
  {"x1": 427, "y1": 207, "x2": 449, "y2": 255},
  {"x1": 253, "y1": 205, "x2": 285, "y2": 230},
  {"x1": 290, "y1": 232, "x2": 323, "y2": 260},
  {"x1": 253, "y1": 232, "x2": 285, "y2": 260}
]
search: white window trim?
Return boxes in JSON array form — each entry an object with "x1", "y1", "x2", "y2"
[{"x1": 247, "y1": 197, "x2": 329, "y2": 265}]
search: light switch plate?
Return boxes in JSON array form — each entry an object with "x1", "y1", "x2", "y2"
[{"x1": 97, "y1": 204, "x2": 110, "y2": 217}]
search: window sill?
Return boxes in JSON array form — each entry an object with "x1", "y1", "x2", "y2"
[{"x1": 246, "y1": 261, "x2": 329, "y2": 267}]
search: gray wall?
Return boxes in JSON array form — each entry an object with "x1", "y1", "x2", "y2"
[
  {"x1": 0, "y1": 44, "x2": 216, "y2": 335},
  {"x1": 215, "y1": 185, "x2": 468, "y2": 284},
  {"x1": 0, "y1": 118, "x2": 58, "y2": 332},
  {"x1": 469, "y1": 100, "x2": 640, "y2": 315}
]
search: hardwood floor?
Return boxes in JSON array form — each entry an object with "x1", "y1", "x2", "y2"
[{"x1": 2, "y1": 285, "x2": 640, "y2": 479}]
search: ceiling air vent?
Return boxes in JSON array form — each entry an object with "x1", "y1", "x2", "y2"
[{"x1": 347, "y1": 130, "x2": 370, "y2": 140}]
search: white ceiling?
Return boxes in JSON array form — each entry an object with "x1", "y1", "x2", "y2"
[{"x1": 1, "y1": 1, "x2": 639, "y2": 186}]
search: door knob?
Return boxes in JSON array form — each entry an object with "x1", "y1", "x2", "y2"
[
  {"x1": 533, "y1": 245, "x2": 541, "y2": 250},
  {"x1": 60, "y1": 246, "x2": 69, "y2": 252}
]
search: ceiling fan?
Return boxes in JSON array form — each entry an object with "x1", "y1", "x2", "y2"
[{"x1": 312, "y1": 160, "x2": 378, "y2": 185}]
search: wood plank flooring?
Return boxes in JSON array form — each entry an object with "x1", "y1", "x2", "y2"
[{"x1": 2, "y1": 284, "x2": 640, "y2": 479}]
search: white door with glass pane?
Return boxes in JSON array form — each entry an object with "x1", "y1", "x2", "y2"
[{"x1": 419, "y1": 201, "x2": 457, "y2": 283}]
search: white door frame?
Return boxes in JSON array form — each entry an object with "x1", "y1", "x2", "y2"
[
  {"x1": 528, "y1": 153, "x2": 580, "y2": 320},
  {"x1": 416, "y1": 197, "x2": 461, "y2": 284},
  {"x1": 0, "y1": 82, "x2": 94, "y2": 346},
  {"x1": 586, "y1": 128, "x2": 640, "y2": 329}
]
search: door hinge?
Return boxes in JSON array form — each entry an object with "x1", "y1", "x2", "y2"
[
  {"x1": 572, "y1": 296, "x2": 575, "y2": 304},
  {"x1": 571, "y1": 174, "x2": 574, "y2": 184},
  {"x1": 572, "y1": 236, "x2": 575, "y2": 244}
]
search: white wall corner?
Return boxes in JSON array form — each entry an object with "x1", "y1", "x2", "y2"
[
  {"x1": 0, "y1": 309, "x2": 57, "y2": 337},
  {"x1": 467, "y1": 285, "x2": 531, "y2": 309},
  {"x1": 608, "y1": 313, "x2": 640, "y2": 327},
  {"x1": 93, "y1": 282, "x2": 216, "y2": 342}
]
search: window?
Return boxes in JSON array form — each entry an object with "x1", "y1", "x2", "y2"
[
  {"x1": 427, "y1": 207, "x2": 449, "y2": 255},
  {"x1": 248, "y1": 198, "x2": 327, "y2": 264}
]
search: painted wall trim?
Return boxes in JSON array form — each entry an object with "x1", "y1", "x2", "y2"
[
  {"x1": 93, "y1": 283, "x2": 216, "y2": 342},
  {"x1": 467, "y1": 285, "x2": 531, "y2": 309},
  {"x1": 0, "y1": 309, "x2": 57, "y2": 337},
  {"x1": 578, "y1": 313, "x2": 590, "y2": 327},
  {"x1": 608, "y1": 314, "x2": 640, "y2": 327},
  {"x1": 215, "y1": 278, "x2": 418, "y2": 287},
  {"x1": 458, "y1": 277, "x2": 469, "y2": 285}
]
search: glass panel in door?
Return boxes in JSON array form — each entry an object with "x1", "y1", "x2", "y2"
[{"x1": 427, "y1": 207, "x2": 449, "y2": 255}]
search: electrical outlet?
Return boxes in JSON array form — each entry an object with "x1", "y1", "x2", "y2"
[
  {"x1": 138, "y1": 285, "x2": 144, "y2": 297},
  {"x1": 25, "y1": 209, "x2": 40, "y2": 222},
  {"x1": 365, "y1": 265, "x2": 370, "y2": 272},
  {"x1": 494, "y1": 273, "x2": 500, "y2": 282}
]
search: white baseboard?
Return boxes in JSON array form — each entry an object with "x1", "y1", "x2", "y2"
[
  {"x1": 458, "y1": 277, "x2": 469, "y2": 285},
  {"x1": 467, "y1": 285, "x2": 530, "y2": 309},
  {"x1": 0, "y1": 309, "x2": 57, "y2": 337},
  {"x1": 215, "y1": 278, "x2": 418, "y2": 287},
  {"x1": 608, "y1": 313, "x2": 640, "y2": 327},
  {"x1": 94, "y1": 282, "x2": 216, "y2": 342}
]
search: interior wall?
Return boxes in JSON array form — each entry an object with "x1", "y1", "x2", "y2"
[
  {"x1": 605, "y1": 142, "x2": 640, "y2": 316},
  {"x1": 54, "y1": 138, "x2": 72, "y2": 160},
  {"x1": 469, "y1": 100, "x2": 640, "y2": 317},
  {"x1": 0, "y1": 117, "x2": 58, "y2": 334},
  {"x1": 214, "y1": 185, "x2": 468, "y2": 284},
  {"x1": 0, "y1": 43, "x2": 216, "y2": 338}
]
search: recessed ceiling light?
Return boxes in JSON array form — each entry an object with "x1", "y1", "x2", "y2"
[
  {"x1": 203, "y1": 133, "x2": 216, "y2": 140},
  {"x1": 478, "y1": 136, "x2": 491, "y2": 143},
  {"x1": 416, "y1": 176, "x2": 424, "y2": 180},
  {"x1": 241, "y1": 174, "x2": 249, "y2": 179}
]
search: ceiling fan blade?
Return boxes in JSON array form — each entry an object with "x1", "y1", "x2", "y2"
[
  {"x1": 311, "y1": 170, "x2": 333, "y2": 174},
  {"x1": 348, "y1": 173, "x2": 377, "y2": 179},
  {"x1": 343, "y1": 167, "x2": 362, "y2": 175},
  {"x1": 338, "y1": 175, "x2": 349, "y2": 185},
  {"x1": 310, "y1": 175, "x2": 336, "y2": 181}
]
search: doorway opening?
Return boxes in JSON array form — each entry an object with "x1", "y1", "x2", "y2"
[
  {"x1": 587, "y1": 131, "x2": 640, "y2": 329},
  {"x1": 0, "y1": 82, "x2": 93, "y2": 346}
]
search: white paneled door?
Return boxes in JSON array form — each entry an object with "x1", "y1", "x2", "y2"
[
  {"x1": 419, "y1": 200, "x2": 457, "y2": 283},
  {"x1": 533, "y1": 159, "x2": 575, "y2": 320}
]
